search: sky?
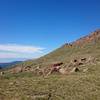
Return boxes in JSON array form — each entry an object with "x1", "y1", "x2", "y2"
[{"x1": 0, "y1": 0, "x2": 100, "y2": 62}]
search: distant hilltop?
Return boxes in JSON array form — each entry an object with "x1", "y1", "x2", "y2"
[
  {"x1": 73, "y1": 29, "x2": 100, "y2": 46},
  {"x1": 0, "y1": 61, "x2": 22, "y2": 69},
  {"x1": 63, "y1": 29, "x2": 100, "y2": 47}
]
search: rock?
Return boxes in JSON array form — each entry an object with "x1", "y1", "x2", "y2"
[
  {"x1": 70, "y1": 67, "x2": 79, "y2": 73},
  {"x1": 59, "y1": 68, "x2": 67, "y2": 74},
  {"x1": 52, "y1": 62, "x2": 63, "y2": 67},
  {"x1": 81, "y1": 58, "x2": 87, "y2": 62},
  {"x1": 83, "y1": 68, "x2": 88, "y2": 72},
  {"x1": 0, "y1": 72, "x2": 4, "y2": 76}
]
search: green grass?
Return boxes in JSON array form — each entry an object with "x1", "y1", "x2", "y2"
[
  {"x1": 0, "y1": 32, "x2": 100, "y2": 100},
  {"x1": 11, "y1": 40, "x2": 100, "y2": 69},
  {"x1": 0, "y1": 63, "x2": 100, "y2": 100}
]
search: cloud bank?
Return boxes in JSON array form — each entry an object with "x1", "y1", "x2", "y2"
[
  {"x1": 0, "y1": 44, "x2": 44, "y2": 53},
  {"x1": 0, "y1": 44, "x2": 45, "y2": 60}
]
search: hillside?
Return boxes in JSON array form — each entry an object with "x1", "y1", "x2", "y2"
[
  {"x1": 6, "y1": 29, "x2": 100, "y2": 74},
  {"x1": 0, "y1": 29, "x2": 100, "y2": 100}
]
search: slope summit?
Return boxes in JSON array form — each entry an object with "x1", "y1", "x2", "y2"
[{"x1": 72, "y1": 29, "x2": 100, "y2": 46}]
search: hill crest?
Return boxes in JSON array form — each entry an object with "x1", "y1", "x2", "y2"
[{"x1": 72, "y1": 29, "x2": 100, "y2": 46}]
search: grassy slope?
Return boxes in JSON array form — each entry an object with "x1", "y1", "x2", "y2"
[
  {"x1": 0, "y1": 33, "x2": 100, "y2": 100},
  {"x1": 13, "y1": 39, "x2": 100, "y2": 69},
  {"x1": 0, "y1": 63, "x2": 100, "y2": 100}
]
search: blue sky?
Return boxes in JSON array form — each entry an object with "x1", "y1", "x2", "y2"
[{"x1": 0, "y1": 0, "x2": 100, "y2": 62}]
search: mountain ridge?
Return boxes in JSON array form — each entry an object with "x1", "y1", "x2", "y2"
[{"x1": 0, "y1": 61, "x2": 22, "y2": 69}]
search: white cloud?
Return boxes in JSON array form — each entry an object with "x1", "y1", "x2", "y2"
[
  {"x1": 0, "y1": 52, "x2": 41, "y2": 59},
  {"x1": 0, "y1": 44, "x2": 45, "y2": 53},
  {"x1": 0, "y1": 52, "x2": 18, "y2": 59},
  {"x1": 0, "y1": 44, "x2": 45, "y2": 61}
]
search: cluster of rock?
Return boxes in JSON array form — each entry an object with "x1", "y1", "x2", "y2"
[
  {"x1": 0, "y1": 56, "x2": 96, "y2": 77},
  {"x1": 42, "y1": 56, "x2": 94, "y2": 76}
]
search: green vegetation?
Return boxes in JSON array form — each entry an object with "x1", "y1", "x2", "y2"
[
  {"x1": 12, "y1": 39, "x2": 100, "y2": 69},
  {"x1": 0, "y1": 31, "x2": 100, "y2": 100},
  {"x1": 0, "y1": 63, "x2": 100, "y2": 100}
]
